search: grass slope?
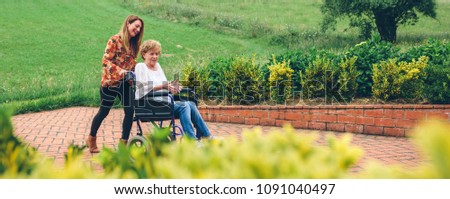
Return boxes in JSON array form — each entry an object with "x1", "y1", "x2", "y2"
[
  {"x1": 0, "y1": 0, "x2": 283, "y2": 114},
  {"x1": 127, "y1": 0, "x2": 450, "y2": 48}
]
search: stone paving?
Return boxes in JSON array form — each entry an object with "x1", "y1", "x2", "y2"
[{"x1": 11, "y1": 107, "x2": 426, "y2": 173}]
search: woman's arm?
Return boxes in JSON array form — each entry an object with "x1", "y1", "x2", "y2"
[
  {"x1": 151, "y1": 82, "x2": 169, "y2": 91},
  {"x1": 156, "y1": 63, "x2": 180, "y2": 94},
  {"x1": 102, "y1": 36, "x2": 127, "y2": 79}
]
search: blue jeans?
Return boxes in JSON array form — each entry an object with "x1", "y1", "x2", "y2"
[{"x1": 174, "y1": 101, "x2": 211, "y2": 140}]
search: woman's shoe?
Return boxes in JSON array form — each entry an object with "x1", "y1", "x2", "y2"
[
  {"x1": 86, "y1": 135, "x2": 100, "y2": 153},
  {"x1": 119, "y1": 139, "x2": 128, "y2": 146}
]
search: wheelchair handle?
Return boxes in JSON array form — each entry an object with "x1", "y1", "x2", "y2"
[{"x1": 125, "y1": 71, "x2": 136, "y2": 81}]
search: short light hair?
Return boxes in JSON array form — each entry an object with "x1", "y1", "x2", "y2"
[{"x1": 140, "y1": 40, "x2": 161, "y2": 60}]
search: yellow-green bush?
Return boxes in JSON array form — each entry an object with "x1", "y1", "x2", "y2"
[
  {"x1": 268, "y1": 56, "x2": 294, "y2": 103},
  {"x1": 1, "y1": 108, "x2": 363, "y2": 179},
  {"x1": 152, "y1": 127, "x2": 362, "y2": 178},
  {"x1": 300, "y1": 57, "x2": 336, "y2": 100},
  {"x1": 337, "y1": 56, "x2": 359, "y2": 102},
  {"x1": 181, "y1": 62, "x2": 201, "y2": 92},
  {"x1": 299, "y1": 56, "x2": 359, "y2": 103},
  {"x1": 0, "y1": 108, "x2": 40, "y2": 177},
  {"x1": 95, "y1": 125, "x2": 363, "y2": 179},
  {"x1": 223, "y1": 55, "x2": 262, "y2": 105},
  {"x1": 372, "y1": 56, "x2": 429, "y2": 101}
]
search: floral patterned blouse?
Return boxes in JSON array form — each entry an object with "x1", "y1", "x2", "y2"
[{"x1": 100, "y1": 34, "x2": 136, "y2": 87}]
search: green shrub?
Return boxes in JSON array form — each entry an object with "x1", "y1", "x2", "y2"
[
  {"x1": 399, "y1": 38, "x2": 450, "y2": 66},
  {"x1": 397, "y1": 39, "x2": 450, "y2": 104},
  {"x1": 262, "y1": 48, "x2": 339, "y2": 101},
  {"x1": 0, "y1": 108, "x2": 40, "y2": 177},
  {"x1": 197, "y1": 56, "x2": 234, "y2": 103},
  {"x1": 345, "y1": 36, "x2": 400, "y2": 97},
  {"x1": 268, "y1": 57, "x2": 294, "y2": 103},
  {"x1": 96, "y1": 125, "x2": 363, "y2": 179},
  {"x1": 299, "y1": 57, "x2": 338, "y2": 102},
  {"x1": 337, "y1": 56, "x2": 359, "y2": 102},
  {"x1": 183, "y1": 55, "x2": 264, "y2": 104},
  {"x1": 299, "y1": 56, "x2": 359, "y2": 103},
  {"x1": 150, "y1": 126, "x2": 363, "y2": 178},
  {"x1": 262, "y1": 50, "x2": 306, "y2": 101},
  {"x1": 0, "y1": 108, "x2": 96, "y2": 178},
  {"x1": 423, "y1": 61, "x2": 450, "y2": 104},
  {"x1": 372, "y1": 56, "x2": 428, "y2": 101},
  {"x1": 181, "y1": 62, "x2": 202, "y2": 94},
  {"x1": 223, "y1": 55, "x2": 262, "y2": 105}
]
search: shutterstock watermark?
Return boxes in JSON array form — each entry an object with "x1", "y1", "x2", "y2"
[{"x1": 100, "y1": 71, "x2": 354, "y2": 108}]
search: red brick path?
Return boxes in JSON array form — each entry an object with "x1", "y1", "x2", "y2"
[{"x1": 11, "y1": 107, "x2": 426, "y2": 173}]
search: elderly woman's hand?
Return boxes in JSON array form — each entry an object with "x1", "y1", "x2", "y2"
[{"x1": 168, "y1": 83, "x2": 181, "y2": 94}]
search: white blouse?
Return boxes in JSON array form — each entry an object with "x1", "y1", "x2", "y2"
[{"x1": 134, "y1": 62, "x2": 168, "y2": 100}]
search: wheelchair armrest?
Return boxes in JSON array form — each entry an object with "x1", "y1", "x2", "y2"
[
  {"x1": 179, "y1": 87, "x2": 194, "y2": 94},
  {"x1": 144, "y1": 90, "x2": 170, "y2": 97},
  {"x1": 173, "y1": 87, "x2": 198, "y2": 105},
  {"x1": 141, "y1": 90, "x2": 175, "y2": 104}
]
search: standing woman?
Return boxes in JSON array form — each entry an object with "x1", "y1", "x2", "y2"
[{"x1": 86, "y1": 15, "x2": 144, "y2": 153}]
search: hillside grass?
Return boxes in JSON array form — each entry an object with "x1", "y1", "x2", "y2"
[
  {"x1": 126, "y1": 0, "x2": 450, "y2": 50},
  {"x1": 0, "y1": 0, "x2": 284, "y2": 114},
  {"x1": 1, "y1": 0, "x2": 449, "y2": 114}
]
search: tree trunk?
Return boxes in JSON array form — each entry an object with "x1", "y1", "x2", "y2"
[{"x1": 373, "y1": 10, "x2": 397, "y2": 42}]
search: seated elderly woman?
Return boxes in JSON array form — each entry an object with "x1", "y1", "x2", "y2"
[{"x1": 134, "y1": 39, "x2": 215, "y2": 141}]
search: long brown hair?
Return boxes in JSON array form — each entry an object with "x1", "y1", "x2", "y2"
[{"x1": 118, "y1": 15, "x2": 144, "y2": 58}]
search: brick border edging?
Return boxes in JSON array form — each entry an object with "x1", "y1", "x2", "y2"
[{"x1": 198, "y1": 105, "x2": 450, "y2": 137}]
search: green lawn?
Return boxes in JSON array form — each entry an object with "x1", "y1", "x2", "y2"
[
  {"x1": 129, "y1": 0, "x2": 450, "y2": 48},
  {"x1": 1, "y1": 0, "x2": 448, "y2": 114},
  {"x1": 0, "y1": 0, "x2": 284, "y2": 114}
]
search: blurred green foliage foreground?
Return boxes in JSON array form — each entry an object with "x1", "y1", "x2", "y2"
[{"x1": 1, "y1": 108, "x2": 449, "y2": 178}]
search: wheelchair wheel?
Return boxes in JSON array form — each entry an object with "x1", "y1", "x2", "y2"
[
  {"x1": 170, "y1": 125, "x2": 184, "y2": 143},
  {"x1": 168, "y1": 133, "x2": 176, "y2": 142},
  {"x1": 127, "y1": 135, "x2": 151, "y2": 162}
]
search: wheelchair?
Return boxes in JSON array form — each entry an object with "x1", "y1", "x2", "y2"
[{"x1": 125, "y1": 72, "x2": 198, "y2": 153}]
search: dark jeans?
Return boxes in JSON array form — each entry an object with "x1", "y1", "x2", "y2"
[{"x1": 89, "y1": 81, "x2": 134, "y2": 140}]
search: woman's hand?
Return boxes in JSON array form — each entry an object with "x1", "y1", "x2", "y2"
[{"x1": 119, "y1": 69, "x2": 128, "y2": 76}]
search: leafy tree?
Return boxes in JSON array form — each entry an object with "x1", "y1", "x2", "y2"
[{"x1": 321, "y1": 0, "x2": 437, "y2": 42}]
